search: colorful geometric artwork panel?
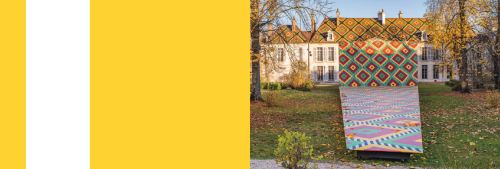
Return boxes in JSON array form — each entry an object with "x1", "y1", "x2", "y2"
[
  {"x1": 339, "y1": 40, "x2": 418, "y2": 87},
  {"x1": 340, "y1": 86, "x2": 423, "y2": 153}
]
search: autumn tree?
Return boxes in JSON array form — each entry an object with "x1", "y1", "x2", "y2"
[
  {"x1": 425, "y1": 0, "x2": 484, "y2": 93},
  {"x1": 476, "y1": 0, "x2": 500, "y2": 89},
  {"x1": 250, "y1": 0, "x2": 333, "y2": 101}
]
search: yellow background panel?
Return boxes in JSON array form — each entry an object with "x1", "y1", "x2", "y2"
[
  {"x1": 0, "y1": 1, "x2": 26, "y2": 168},
  {"x1": 91, "y1": 0, "x2": 248, "y2": 168}
]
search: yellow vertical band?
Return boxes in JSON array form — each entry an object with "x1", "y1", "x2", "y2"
[
  {"x1": 91, "y1": 0, "x2": 247, "y2": 168},
  {"x1": 0, "y1": 1, "x2": 26, "y2": 169}
]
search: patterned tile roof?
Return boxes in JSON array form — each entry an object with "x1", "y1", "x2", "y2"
[
  {"x1": 265, "y1": 17, "x2": 427, "y2": 43},
  {"x1": 267, "y1": 25, "x2": 310, "y2": 43}
]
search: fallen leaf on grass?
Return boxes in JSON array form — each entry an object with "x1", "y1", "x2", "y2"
[{"x1": 346, "y1": 133, "x2": 355, "y2": 139}]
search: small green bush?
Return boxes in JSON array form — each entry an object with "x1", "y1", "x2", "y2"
[
  {"x1": 446, "y1": 79, "x2": 462, "y2": 91},
  {"x1": 263, "y1": 91, "x2": 283, "y2": 107},
  {"x1": 447, "y1": 79, "x2": 460, "y2": 87},
  {"x1": 261, "y1": 82, "x2": 282, "y2": 90},
  {"x1": 261, "y1": 82, "x2": 268, "y2": 89},
  {"x1": 297, "y1": 80, "x2": 314, "y2": 91},
  {"x1": 274, "y1": 130, "x2": 322, "y2": 169},
  {"x1": 269, "y1": 83, "x2": 281, "y2": 90}
]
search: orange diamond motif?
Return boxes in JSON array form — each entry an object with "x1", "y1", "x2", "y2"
[
  {"x1": 387, "y1": 25, "x2": 400, "y2": 35},
  {"x1": 353, "y1": 24, "x2": 366, "y2": 36},
  {"x1": 345, "y1": 31, "x2": 358, "y2": 41},
  {"x1": 403, "y1": 24, "x2": 417, "y2": 35},
  {"x1": 394, "y1": 18, "x2": 407, "y2": 29},
  {"x1": 369, "y1": 24, "x2": 383, "y2": 36},
  {"x1": 361, "y1": 18, "x2": 375, "y2": 29},
  {"x1": 344, "y1": 18, "x2": 357, "y2": 29},
  {"x1": 336, "y1": 24, "x2": 349, "y2": 36}
]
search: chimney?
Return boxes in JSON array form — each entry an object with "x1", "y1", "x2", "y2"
[
  {"x1": 381, "y1": 9, "x2": 386, "y2": 26},
  {"x1": 292, "y1": 16, "x2": 297, "y2": 32},
  {"x1": 336, "y1": 9, "x2": 340, "y2": 26},
  {"x1": 377, "y1": 11, "x2": 381, "y2": 22},
  {"x1": 267, "y1": 23, "x2": 273, "y2": 37},
  {"x1": 399, "y1": 11, "x2": 403, "y2": 18},
  {"x1": 311, "y1": 11, "x2": 316, "y2": 34}
]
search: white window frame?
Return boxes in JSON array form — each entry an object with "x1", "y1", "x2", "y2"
[
  {"x1": 328, "y1": 47, "x2": 334, "y2": 62},
  {"x1": 317, "y1": 66, "x2": 324, "y2": 81},
  {"x1": 421, "y1": 47, "x2": 428, "y2": 61},
  {"x1": 433, "y1": 65, "x2": 439, "y2": 79},
  {"x1": 328, "y1": 66, "x2": 334, "y2": 81},
  {"x1": 316, "y1": 47, "x2": 324, "y2": 62},
  {"x1": 327, "y1": 30, "x2": 334, "y2": 41},
  {"x1": 422, "y1": 65, "x2": 428, "y2": 79}
]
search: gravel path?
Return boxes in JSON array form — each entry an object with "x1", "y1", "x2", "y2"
[{"x1": 250, "y1": 159, "x2": 424, "y2": 169}]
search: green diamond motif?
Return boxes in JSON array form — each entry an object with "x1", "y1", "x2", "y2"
[
  {"x1": 350, "y1": 115, "x2": 370, "y2": 119},
  {"x1": 351, "y1": 129, "x2": 381, "y2": 134}
]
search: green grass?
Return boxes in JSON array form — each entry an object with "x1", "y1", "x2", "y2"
[{"x1": 250, "y1": 84, "x2": 500, "y2": 168}]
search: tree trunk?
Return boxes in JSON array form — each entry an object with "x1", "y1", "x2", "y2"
[
  {"x1": 250, "y1": 0, "x2": 262, "y2": 101},
  {"x1": 494, "y1": 57, "x2": 499, "y2": 89},
  {"x1": 459, "y1": 0, "x2": 469, "y2": 93},
  {"x1": 494, "y1": 0, "x2": 500, "y2": 90}
]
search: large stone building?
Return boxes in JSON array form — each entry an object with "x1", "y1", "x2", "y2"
[{"x1": 261, "y1": 9, "x2": 459, "y2": 84}]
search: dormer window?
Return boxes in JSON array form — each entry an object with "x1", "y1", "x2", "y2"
[
  {"x1": 327, "y1": 30, "x2": 334, "y2": 41},
  {"x1": 422, "y1": 31, "x2": 428, "y2": 41}
]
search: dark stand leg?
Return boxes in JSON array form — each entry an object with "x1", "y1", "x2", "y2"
[{"x1": 357, "y1": 151, "x2": 410, "y2": 161}]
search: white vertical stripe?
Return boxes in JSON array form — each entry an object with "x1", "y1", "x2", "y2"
[{"x1": 27, "y1": 0, "x2": 89, "y2": 169}]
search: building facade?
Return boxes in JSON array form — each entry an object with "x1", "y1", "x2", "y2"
[{"x1": 261, "y1": 10, "x2": 459, "y2": 84}]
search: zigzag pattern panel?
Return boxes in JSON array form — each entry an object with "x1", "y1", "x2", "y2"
[
  {"x1": 340, "y1": 86, "x2": 423, "y2": 153},
  {"x1": 338, "y1": 40, "x2": 419, "y2": 87}
]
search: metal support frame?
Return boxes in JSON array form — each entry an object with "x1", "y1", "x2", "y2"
[{"x1": 357, "y1": 151, "x2": 410, "y2": 163}]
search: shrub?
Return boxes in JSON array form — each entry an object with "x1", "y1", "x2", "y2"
[
  {"x1": 281, "y1": 74, "x2": 294, "y2": 89},
  {"x1": 452, "y1": 82, "x2": 461, "y2": 91},
  {"x1": 269, "y1": 83, "x2": 282, "y2": 90},
  {"x1": 297, "y1": 80, "x2": 314, "y2": 91},
  {"x1": 447, "y1": 79, "x2": 460, "y2": 86},
  {"x1": 261, "y1": 82, "x2": 268, "y2": 89},
  {"x1": 447, "y1": 79, "x2": 462, "y2": 91},
  {"x1": 281, "y1": 61, "x2": 312, "y2": 91},
  {"x1": 274, "y1": 130, "x2": 322, "y2": 169},
  {"x1": 263, "y1": 91, "x2": 283, "y2": 107},
  {"x1": 486, "y1": 90, "x2": 500, "y2": 108}
]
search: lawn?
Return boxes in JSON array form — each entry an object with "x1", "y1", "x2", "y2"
[{"x1": 250, "y1": 84, "x2": 500, "y2": 168}]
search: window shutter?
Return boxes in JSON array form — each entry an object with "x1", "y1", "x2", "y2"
[
  {"x1": 429, "y1": 47, "x2": 433, "y2": 61},
  {"x1": 419, "y1": 47, "x2": 422, "y2": 61},
  {"x1": 333, "y1": 47, "x2": 336, "y2": 61},
  {"x1": 313, "y1": 66, "x2": 317, "y2": 81},
  {"x1": 323, "y1": 47, "x2": 327, "y2": 62},
  {"x1": 322, "y1": 66, "x2": 326, "y2": 81},
  {"x1": 438, "y1": 50, "x2": 442, "y2": 60},
  {"x1": 313, "y1": 48, "x2": 317, "y2": 62}
]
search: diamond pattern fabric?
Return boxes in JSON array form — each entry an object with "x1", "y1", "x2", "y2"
[{"x1": 340, "y1": 86, "x2": 423, "y2": 153}]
